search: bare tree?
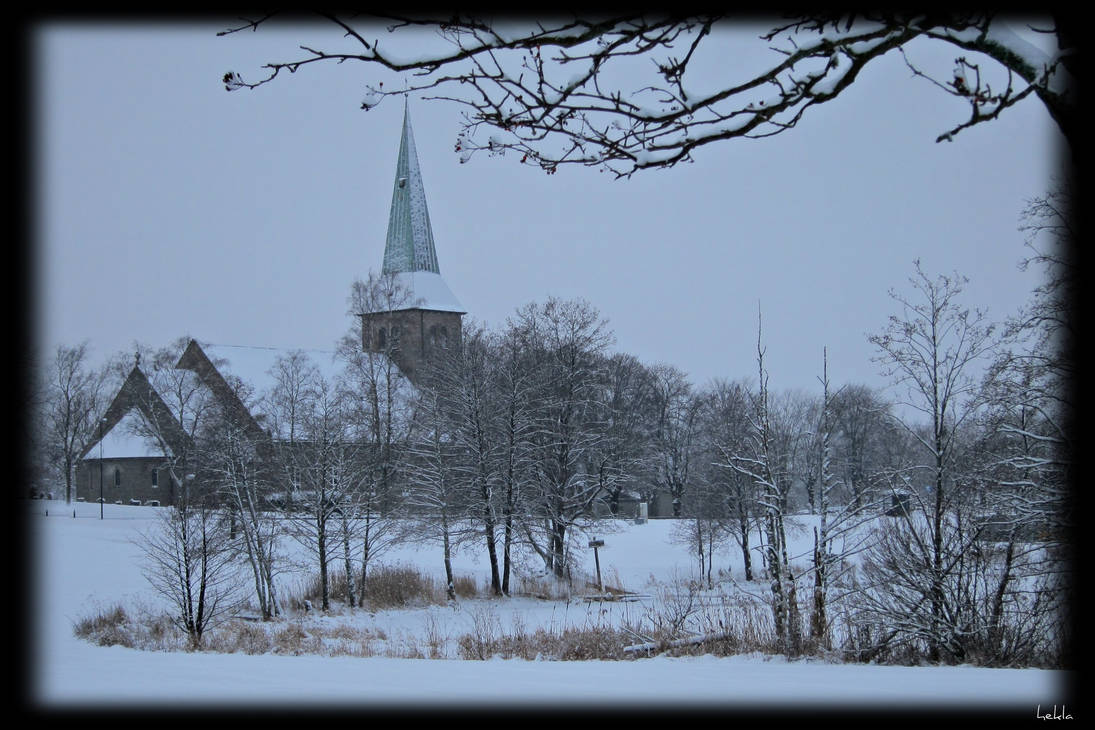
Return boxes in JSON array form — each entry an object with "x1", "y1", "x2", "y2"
[
  {"x1": 138, "y1": 478, "x2": 242, "y2": 649},
  {"x1": 513, "y1": 297, "x2": 615, "y2": 580},
  {"x1": 486, "y1": 325, "x2": 539, "y2": 594},
  {"x1": 275, "y1": 369, "x2": 365, "y2": 612},
  {"x1": 587, "y1": 352, "x2": 656, "y2": 517},
  {"x1": 403, "y1": 381, "x2": 473, "y2": 602},
  {"x1": 414, "y1": 323, "x2": 507, "y2": 595},
  {"x1": 828, "y1": 384, "x2": 894, "y2": 511},
  {"x1": 220, "y1": 14, "x2": 1076, "y2": 176},
  {"x1": 204, "y1": 419, "x2": 283, "y2": 620},
  {"x1": 701, "y1": 378, "x2": 760, "y2": 582},
  {"x1": 724, "y1": 310, "x2": 802, "y2": 654},
  {"x1": 982, "y1": 186, "x2": 1072, "y2": 536},
  {"x1": 767, "y1": 388, "x2": 818, "y2": 515},
  {"x1": 965, "y1": 186, "x2": 1073, "y2": 666},
  {"x1": 649, "y1": 363, "x2": 703, "y2": 517},
  {"x1": 862, "y1": 261, "x2": 998, "y2": 662},
  {"x1": 339, "y1": 273, "x2": 419, "y2": 600},
  {"x1": 40, "y1": 342, "x2": 108, "y2": 502},
  {"x1": 805, "y1": 348, "x2": 879, "y2": 650}
]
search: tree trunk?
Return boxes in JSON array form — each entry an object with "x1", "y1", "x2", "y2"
[
  {"x1": 739, "y1": 512, "x2": 753, "y2": 582},
  {"x1": 441, "y1": 510, "x2": 456, "y2": 601},
  {"x1": 550, "y1": 520, "x2": 567, "y2": 580},
  {"x1": 358, "y1": 512, "x2": 372, "y2": 608},
  {"x1": 341, "y1": 513, "x2": 356, "y2": 608},
  {"x1": 502, "y1": 510, "x2": 513, "y2": 596},
  {"x1": 317, "y1": 519, "x2": 329, "y2": 611}
]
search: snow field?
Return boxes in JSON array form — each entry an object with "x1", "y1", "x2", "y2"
[{"x1": 29, "y1": 500, "x2": 1070, "y2": 712}]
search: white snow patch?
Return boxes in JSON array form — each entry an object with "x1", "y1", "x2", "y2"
[{"x1": 85, "y1": 409, "x2": 170, "y2": 459}]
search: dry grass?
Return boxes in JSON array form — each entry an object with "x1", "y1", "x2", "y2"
[
  {"x1": 361, "y1": 565, "x2": 444, "y2": 609},
  {"x1": 73, "y1": 603, "x2": 134, "y2": 648}
]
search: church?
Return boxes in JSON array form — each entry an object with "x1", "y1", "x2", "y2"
[{"x1": 75, "y1": 102, "x2": 465, "y2": 506}]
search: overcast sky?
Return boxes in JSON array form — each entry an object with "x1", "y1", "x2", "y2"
[{"x1": 33, "y1": 19, "x2": 1066, "y2": 409}]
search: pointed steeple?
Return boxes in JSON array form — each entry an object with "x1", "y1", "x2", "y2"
[{"x1": 383, "y1": 100, "x2": 441, "y2": 275}]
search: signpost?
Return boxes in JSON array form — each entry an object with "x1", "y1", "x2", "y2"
[{"x1": 588, "y1": 538, "x2": 605, "y2": 593}]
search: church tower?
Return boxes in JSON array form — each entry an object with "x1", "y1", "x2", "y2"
[{"x1": 361, "y1": 101, "x2": 465, "y2": 383}]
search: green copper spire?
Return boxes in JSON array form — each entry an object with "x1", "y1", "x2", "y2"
[{"x1": 382, "y1": 101, "x2": 441, "y2": 275}]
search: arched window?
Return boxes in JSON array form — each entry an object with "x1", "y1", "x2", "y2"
[
  {"x1": 377, "y1": 327, "x2": 387, "y2": 349},
  {"x1": 429, "y1": 325, "x2": 438, "y2": 348},
  {"x1": 440, "y1": 326, "x2": 449, "y2": 349},
  {"x1": 151, "y1": 469, "x2": 158, "y2": 488},
  {"x1": 114, "y1": 468, "x2": 121, "y2": 487}
]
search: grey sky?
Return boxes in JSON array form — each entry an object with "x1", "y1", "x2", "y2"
[{"x1": 34, "y1": 20, "x2": 1065, "y2": 407}]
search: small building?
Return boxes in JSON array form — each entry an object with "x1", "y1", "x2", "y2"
[{"x1": 885, "y1": 491, "x2": 913, "y2": 517}]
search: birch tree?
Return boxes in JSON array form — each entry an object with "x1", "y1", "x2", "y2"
[
  {"x1": 725, "y1": 311, "x2": 802, "y2": 654},
  {"x1": 805, "y1": 349, "x2": 878, "y2": 650}
]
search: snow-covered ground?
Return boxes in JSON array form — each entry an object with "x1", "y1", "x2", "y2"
[{"x1": 29, "y1": 500, "x2": 1070, "y2": 714}]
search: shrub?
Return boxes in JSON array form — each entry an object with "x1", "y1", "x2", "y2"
[
  {"x1": 73, "y1": 604, "x2": 135, "y2": 648},
  {"x1": 453, "y1": 574, "x2": 479, "y2": 598},
  {"x1": 224, "y1": 621, "x2": 274, "y2": 655},
  {"x1": 272, "y1": 623, "x2": 312, "y2": 655},
  {"x1": 360, "y1": 565, "x2": 442, "y2": 610}
]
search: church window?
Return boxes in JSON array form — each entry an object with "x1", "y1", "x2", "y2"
[
  {"x1": 151, "y1": 470, "x2": 158, "y2": 488},
  {"x1": 114, "y1": 468, "x2": 121, "y2": 487},
  {"x1": 377, "y1": 327, "x2": 387, "y2": 349},
  {"x1": 440, "y1": 326, "x2": 449, "y2": 349}
]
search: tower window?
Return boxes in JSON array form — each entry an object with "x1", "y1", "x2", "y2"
[
  {"x1": 151, "y1": 470, "x2": 158, "y2": 488},
  {"x1": 440, "y1": 326, "x2": 449, "y2": 349},
  {"x1": 377, "y1": 327, "x2": 387, "y2": 349},
  {"x1": 114, "y1": 468, "x2": 121, "y2": 487}
]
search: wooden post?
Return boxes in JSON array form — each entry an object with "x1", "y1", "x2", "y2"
[{"x1": 589, "y1": 538, "x2": 605, "y2": 592}]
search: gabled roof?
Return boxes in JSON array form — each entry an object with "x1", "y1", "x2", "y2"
[
  {"x1": 79, "y1": 363, "x2": 192, "y2": 461},
  {"x1": 175, "y1": 339, "x2": 270, "y2": 442},
  {"x1": 198, "y1": 342, "x2": 341, "y2": 436}
]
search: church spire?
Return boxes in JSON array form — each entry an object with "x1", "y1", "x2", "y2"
[{"x1": 382, "y1": 100, "x2": 441, "y2": 275}]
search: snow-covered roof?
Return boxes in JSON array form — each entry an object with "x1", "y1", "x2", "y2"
[
  {"x1": 82, "y1": 408, "x2": 171, "y2": 460},
  {"x1": 387, "y1": 271, "x2": 465, "y2": 313},
  {"x1": 200, "y1": 343, "x2": 343, "y2": 402}
]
